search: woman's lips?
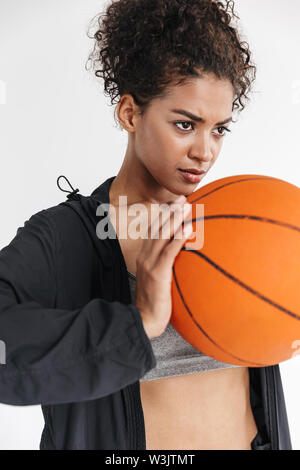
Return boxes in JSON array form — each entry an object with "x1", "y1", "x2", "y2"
[{"x1": 178, "y1": 169, "x2": 205, "y2": 183}]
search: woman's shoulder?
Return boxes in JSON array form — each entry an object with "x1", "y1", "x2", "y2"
[
  {"x1": 17, "y1": 175, "x2": 116, "y2": 262},
  {"x1": 16, "y1": 193, "x2": 101, "y2": 256}
]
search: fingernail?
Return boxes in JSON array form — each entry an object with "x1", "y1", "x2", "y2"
[{"x1": 175, "y1": 195, "x2": 186, "y2": 203}]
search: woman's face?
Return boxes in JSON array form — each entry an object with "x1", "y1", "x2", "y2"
[{"x1": 134, "y1": 74, "x2": 234, "y2": 195}]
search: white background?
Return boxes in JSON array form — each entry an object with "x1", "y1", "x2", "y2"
[{"x1": 0, "y1": 0, "x2": 300, "y2": 450}]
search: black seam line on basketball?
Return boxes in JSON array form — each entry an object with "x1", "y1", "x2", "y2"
[
  {"x1": 180, "y1": 248, "x2": 300, "y2": 322},
  {"x1": 172, "y1": 264, "x2": 266, "y2": 367},
  {"x1": 184, "y1": 214, "x2": 300, "y2": 233},
  {"x1": 188, "y1": 177, "x2": 274, "y2": 205}
]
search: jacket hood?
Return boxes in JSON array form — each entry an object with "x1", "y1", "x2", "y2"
[{"x1": 56, "y1": 175, "x2": 121, "y2": 272}]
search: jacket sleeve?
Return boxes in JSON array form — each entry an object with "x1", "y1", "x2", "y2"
[{"x1": 0, "y1": 209, "x2": 156, "y2": 406}]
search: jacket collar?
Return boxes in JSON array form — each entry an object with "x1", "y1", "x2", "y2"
[{"x1": 90, "y1": 175, "x2": 116, "y2": 204}]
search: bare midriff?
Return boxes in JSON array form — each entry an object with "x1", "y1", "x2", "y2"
[{"x1": 140, "y1": 367, "x2": 258, "y2": 450}]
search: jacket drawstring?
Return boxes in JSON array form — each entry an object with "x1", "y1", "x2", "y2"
[{"x1": 56, "y1": 175, "x2": 80, "y2": 201}]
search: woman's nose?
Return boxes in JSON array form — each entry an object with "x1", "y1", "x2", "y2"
[{"x1": 188, "y1": 137, "x2": 212, "y2": 163}]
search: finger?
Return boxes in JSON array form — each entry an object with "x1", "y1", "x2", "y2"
[
  {"x1": 147, "y1": 202, "x2": 192, "y2": 260},
  {"x1": 141, "y1": 198, "x2": 186, "y2": 250},
  {"x1": 155, "y1": 201, "x2": 190, "y2": 239},
  {"x1": 161, "y1": 221, "x2": 194, "y2": 265}
]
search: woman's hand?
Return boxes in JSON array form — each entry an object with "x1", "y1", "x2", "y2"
[{"x1": 135, "y1": 195, "x2": 193, "y2": 339}]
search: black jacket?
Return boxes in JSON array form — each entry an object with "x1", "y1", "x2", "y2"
[{"x1": 0, "y1": 175, "x2": 293, "y2": 450}]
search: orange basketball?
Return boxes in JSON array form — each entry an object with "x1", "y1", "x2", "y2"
[{"x1": 171, "y1": 174, "x2": 300, "y2": 367}]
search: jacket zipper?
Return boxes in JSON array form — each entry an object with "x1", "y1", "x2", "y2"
[{"x1": 266, "y1": 366, "x2": 279, "y2": 450}]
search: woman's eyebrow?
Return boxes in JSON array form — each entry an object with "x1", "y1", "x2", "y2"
[{"x1": 170, "y1": 108, "x2": 233, "y2": 126}]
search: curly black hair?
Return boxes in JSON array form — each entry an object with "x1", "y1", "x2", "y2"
[{"x1": 86, "y1": 0, "x2": 257, "y2": 127}]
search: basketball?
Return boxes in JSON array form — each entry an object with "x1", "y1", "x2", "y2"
[{"x1": 171, "y1": 174, "x2": 300, "y2": 367}]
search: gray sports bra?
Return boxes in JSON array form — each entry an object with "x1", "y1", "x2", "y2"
[{"x1": 127, "y1": 270, "x2": 242, "y2": 382}]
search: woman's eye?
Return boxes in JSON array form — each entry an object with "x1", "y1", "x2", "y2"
[
  {"x1": 174, "y1": 121, "x2": 195, "y2": 131},
  {"x1": 214, "y1": 126, "x2": 232, "y2": 137}
]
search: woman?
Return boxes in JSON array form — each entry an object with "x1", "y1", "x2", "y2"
[
  {"x1": 88, "y1": 0, "x2": 259, "y2": 450},
  {"x1": 0, "y1": 0, "x2": 292, "y2": 450}
]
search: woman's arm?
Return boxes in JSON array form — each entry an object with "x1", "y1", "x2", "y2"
[{"x1": 0, "y1": 210, "x2": 156, "y2": 406}]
